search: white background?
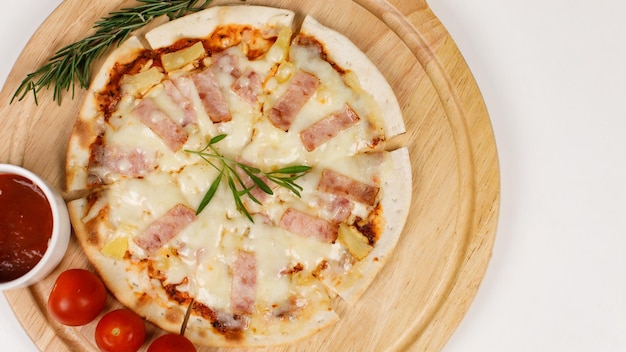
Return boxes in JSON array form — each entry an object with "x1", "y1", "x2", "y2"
[{"x1": 1, "y1": 0, "x2": 625, "y2": 351}]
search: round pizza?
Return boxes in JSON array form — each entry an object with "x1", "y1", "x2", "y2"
[{"x1": 65, "y1": 5, "x2": 411, "y2": 347}]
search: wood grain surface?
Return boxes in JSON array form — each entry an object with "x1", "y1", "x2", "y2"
[{"x1": 0, "y1": 0, "x2": 500, "y2": 351}]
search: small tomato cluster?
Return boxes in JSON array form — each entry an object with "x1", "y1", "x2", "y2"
[{"x1": 47, "y1": 268, "x2": 196, "y2": 352}]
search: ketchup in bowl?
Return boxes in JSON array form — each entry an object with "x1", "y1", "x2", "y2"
[
  {"x1": 0, "y1": 164, "x2": 70, "y2": 290},
  {"x1": 0, "y1": 173, "x2": 54, "y2": 282}
]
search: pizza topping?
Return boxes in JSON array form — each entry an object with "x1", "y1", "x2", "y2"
[
  {"x1": 267, "y1": 70, "x2": 319, "y2": 131},
  {"x1": 163, "y1": 79, "x2": 197, "y2": 127},
  {"x1": 161, "y1": 41, "x2": 205, "y2": 72},
  {"x1": 206, "y1": 25, "x2": 247, "y2": 54},
  {"x1": 191, "y1": 68, "x2": 232, "y2": 123},
  {"x1": 121, "y1": 67, "x2": 165, "y2": 96},
  {"x1": 133, "y1": 98, "x2": 188, "y2": 151},
  {"x1": 135, "y1": 204, "x2": 196, "y2": 255},
  {"x1": 213, "y1": 50, "x2": 241, "y2": 77},
  {"x1": 279, "y1": 208, "x2": 338, "y2": 243},
  {"x1": 240, "y1": 27, "x2": 278, "y2": 60},
  {"x1": 230, "y1": 250, "x2": 257, "y2": 315},
  {"x1": 337, "y1": 223, "x2": 373, "y2": 260},
  {"x1": 323, "y1": 196, "x2": 354, "y2": 223},
  {"x1": 89, "y1": 143, "x2": 157, "y2": 182},
  {"x1": 234, "y1": 159, "x2": 273, "y2": 204},
  {"x1": 185, "y1": 134, "x2": 311, "y2": 219},
  {"x1": 318, "y1": 169, "x2": 379, "y2": 206},
  {"x1": 232, "y1": 69, "x2": 263, "y2": 105},
  {"x1": 300, "y1": 104, "x2": 360, "y2": 151}
]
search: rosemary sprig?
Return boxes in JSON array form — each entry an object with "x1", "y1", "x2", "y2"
[
  {"x1": 11, "y1": 0, "x2": 213, "y2": 105},
  {"x1": 185, "y1": 134, "x2": 312, "y2": 221}
]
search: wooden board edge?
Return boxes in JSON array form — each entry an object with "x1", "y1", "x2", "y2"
[{"x1": 363, "y1": 0, "x2": 501, "y2": 350}]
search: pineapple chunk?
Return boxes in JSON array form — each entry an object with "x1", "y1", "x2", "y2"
[
  {"x1": 337, "y1": 223, "x2": 373, "y2": 260},
  {"x1": 120, "y1": 66, "x2": 164, "y2": 95},
  {"x1": 343, "y1": 70, "x2": 364, "y2": 93},
  {"x1": 275, "y1": 61, "x2": 295, "y2": 83},
  {"x1": 161, "y1": 41, "x2": 205, "y2": 72},
  {"x1": 266, "y1": 26, "x2": 292, "y2": 63},
  {"x1": 101, "y1": 236, "x2": 129, "y2": 259}
]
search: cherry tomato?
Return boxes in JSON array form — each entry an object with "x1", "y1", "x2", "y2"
[
  {"x1": 147, "y1": 333, "x2": 197, "y2": 352},
  {"x1": 95, "y1": 309, "x2": 146, "y2": 352},
  {"x1": 47, "y1": 268, "x2": 107, "y2": 326}
]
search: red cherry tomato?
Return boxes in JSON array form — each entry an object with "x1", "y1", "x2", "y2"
[
  {"x1": 47, "y1": 268, "x2": 107, "y2": 326},
  {"x1": 147, "y1": 333, "x2": 197, "y2": 352},
  {"x1": 95, "y1": 309, "x2": 146, "y2": 352}
]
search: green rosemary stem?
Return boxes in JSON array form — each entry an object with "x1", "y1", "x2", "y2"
[{"x1": 11, "y1": 0, "x2": 213, "y2": 105}]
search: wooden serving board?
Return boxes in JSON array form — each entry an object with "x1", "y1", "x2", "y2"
[{"x1": 0, "y1": 0, "x2": 500, "y2": 351}]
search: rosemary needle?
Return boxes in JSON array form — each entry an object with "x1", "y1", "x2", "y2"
[
  {"x1": 11, "y1": 0, "x2": 213, "y2": 105},
  {"x1": 185, "y1": 134, "x2": 312, "y2": 221}
]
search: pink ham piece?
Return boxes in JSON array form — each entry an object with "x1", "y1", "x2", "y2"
[
  {"x1": 135, "y1": 204, "x2": 196, "y2": 255},
  {"x1": 325, "y1": 196, "x2": 354, "y2": 223},
  {"x1": 231, "y1": 250, "x2": 257, "y2": 315},
  {"x1": 89, "y1": 144, "x2": 156, "y2": 179},
  {"x1": 300, "y1": 104, "x2": 360, "y2": 151},
  {"x1": 318, "y1": 169, "x2": 380, "y2": 206},
  {"x1": 163, "y1": 77, "x2": 197, "y2": 127},
  {"x1": 234, "y1": 160, "x2": 273, "y2": 204},
  {"x1": 213, "y1": 51, "x2": 241, "y2": 78},
  {"x1": 133, "y1": 98, "x2": 188, "y2": 151},
  {"x1": 232, "y1": 69, "x2": 262, "y2": 105},
  {"x1": 192, "y1": 68, "x2": 232, "y2": 123},
  {"x1": 280, "y1": 208, "x2": 338, "y2": 243},
  {"x1": 267, "y1": 70, "x2": 319, "y2": 131}
]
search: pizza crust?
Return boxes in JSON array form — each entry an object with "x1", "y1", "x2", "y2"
[{"x1": 144, "y1": 6, "x2": 295, "y2": 49}]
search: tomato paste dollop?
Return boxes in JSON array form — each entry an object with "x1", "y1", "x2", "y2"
[{"x1": 0, "y1": 173, "x2": 53, "y2": 282}]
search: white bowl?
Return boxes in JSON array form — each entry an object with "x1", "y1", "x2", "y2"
[{"x1": 0, "y1": 164, "x2": 71, "y2": 290}]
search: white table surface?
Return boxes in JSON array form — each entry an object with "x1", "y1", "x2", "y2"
[{"x1": 2, "y1": 1, "x2": 625, "y2": 351}]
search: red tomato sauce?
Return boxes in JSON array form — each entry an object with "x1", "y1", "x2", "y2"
[{"x1": 0, "y1": 173, "x2": 53, "y2": 282}]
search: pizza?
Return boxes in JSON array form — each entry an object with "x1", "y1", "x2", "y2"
[{"x1": 65, "y1": 5, "x2": 411, "y2": 347}]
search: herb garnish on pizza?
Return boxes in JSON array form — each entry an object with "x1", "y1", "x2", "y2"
[{"x1": 65, "y1": 5, "x2": 411, "y2": 347}]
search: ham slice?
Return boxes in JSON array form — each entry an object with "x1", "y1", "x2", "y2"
[
  {"x1": 213, "y1": 51, "x2": 241, "y2": 77},
  {"x1": 133, "y1": 98, "x2": 188, "y2": 151},
  {"x1": 89, "y1": 144, "x2": 156, "y2": 180},
  {"x1": 300, "y1": 104, "x2": 360, "y2": 151},
  {"x1": 267, "y1": 70, "x2": 319, "y2": 131},
  {"x1": 280, "y1": 208, "x2": 338, "y2": 243},
  {"x1": 318, "y1": 169, "x2": 380, "y2": 206},
  {"x1": 163, "y1": 77, "x2": 197, "y2": 127},
  {"x1": 192, "y1": 68, "x2": 232, "y2": 123},
  {"x1": 325, "y1": 196, "x2": 354, "y2": 223},
  {"x1": 231, "y1": 250, "x2": 257, "y2": 315},
  {"x1": 232, "y1": 69, "x2": 262, "y2": 105},
  {"x1": 135, "y1": 204, "x2": 196, "y2": 255}
]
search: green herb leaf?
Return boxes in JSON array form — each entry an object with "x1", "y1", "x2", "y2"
[
  {"x1": 269, "y1": 165, "x2": 313, "y2": 175},
  {"x1": 186, "y1": 134, "x2": 311, "y2": 220},
  {"x1": 11, "y1": 0, "x2": 213, "y2": 105},
  {"x1": 209, "y1": 133, "x2": 227, "y2": 144},
  {"x1": 227, "y1": 174, "x2": 254, "y2": 222},
  {"x1": 196, "y1": 171, "x2": 222, "y2": 215}
]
